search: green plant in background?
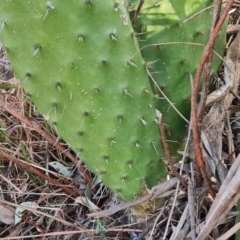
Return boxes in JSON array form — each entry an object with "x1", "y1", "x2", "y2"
[
  {"x1": 130, "y1": 0, "x2": 226, "y2": 159},
  {"x1": 94, "y1": 218, "x2": 107, "y2": 240},
  {"x1": 0, "y1": 0, "x2": 226, "y2": 202}
]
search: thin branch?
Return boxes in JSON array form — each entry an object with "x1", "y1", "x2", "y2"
[
  {"x1": 0, "y1": 150, "x2": 79, "y2": 198},
  {"x1": 131, "y1": 0, "x2": 144, "y2": 25},
  {"x1": 190, "y1": 0, "x2": 234, "y2": 198},
  {"x1": 163, "y1": 119, "x2": 192, "y2": 239},
  {"x1": 217, "y1": 222, "x2": 240, "y2": 240},
  {"x1": 158, "y1": 112, "x2": 187, "y2": 188},
  {"x1": 88, "y1": 177, "x2": 180, "y2": 217},
  {"x1": 198, "y1": 0, "x2": 222, "y2": 121},
  {"x1": 146, "y1": 67, "x2": 189, "y2": 123},
  {"x1": 0, "y1": 99, "x2": 94, "y2": 190}
]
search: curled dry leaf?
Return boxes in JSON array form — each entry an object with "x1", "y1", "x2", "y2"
[
  {"x1": 75, "y1": 196, "x2": 88, "y2": 207},
  {"x1": 0, "y1": 204, "x2": 15, "y2": 225},
  {"x1": 75, "y1": 185, "x2": 100, "y2": 212},
  {"x1": 75, "y1": 196, "x2": 100, "y2": 212},
  {"x1": 15, "y1": 201, "x2": 38, "y2": 225},
  {"x1": 48, "y1": 161, "x2": 73, "y2": 177}
]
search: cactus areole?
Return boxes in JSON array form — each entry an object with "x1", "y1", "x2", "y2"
[{"x1": 0, "y1": 1, "x2": 167, "y2": 201}]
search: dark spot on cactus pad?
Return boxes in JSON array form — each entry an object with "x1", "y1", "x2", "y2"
[
  {"x1": 34, "y1": 44, "x2": 41, "y2": 50},
  {"x1": 159, "y1": 86, "x2": 165, "y2": 92},
  {"x1": 33, "y1": 44, "x2": 41, "y2": 56},
  {"x1": 121, "y1": 175, "x2": 127, "y2": 181},
  {"x1": 181, "y1": 59, "x2": 188, "y2": 66},
  {"x1": 117, "y1": 115, "x2": 122, "y2": 123},
  {"x1": 116, "y1": 188, "x2": 121, "y2": 193},
  {"x1": 140, "y1": 118, "x2": 148, "y2": 126},
  {"x1": 46, "y1": 1, "x2": 54, "y2": 11},
  {"x1": 94, "y1": 88, "x2": 100, "y2": 93},
  {"x1": 143, "y1": 88, "x2": 150, "y2": 94},
  {"x1": 103, "y1": 156, "x2": 109, "y2": 162},
  {"x1": 101, "y1": 60, "x2": 107, "y2": 65},
  {"x1": 134, "y1": 141, "x2": 141, "y2": 148},
  {"x1": 85, "y1": 0, "x2": 91, "y2": 7},
  {"x1": 127, "y1": 161, "x2": 132, "y2": 168},
  {"x1": 155, "y1": 3, "x2": 161, "y2": 8},
  {"x1": 110, "y1": 33, "x2": 117, "y2": 41},
  {"x1": 126, "y1": 60, "x2": 137, "y2": 67},
  {"x1": 148, "y1": 161, "x2": 154, "y2": 167},
  {"x1": 51, "y1": 102, "x2": 56, "y2": 108},
  {"x1": 177, "y1": 22, "x2": 183, "y2": 28},
  {"x1": 55, "y1": 82, "x2": 61, "y2": 90},
  {"x1": 123, "y1": 88, "x2": 133, "y2": 97},
  {"x1": 197, "y1": 31, "x2": 204, "y2": 36},
  {"x1": 24, "y1": 73, "x2": 31, "y2": 82},
  {"x1": 113, "y1": 2, "x2": 118, "y2": 7},
  {"x1": 157, "y1": 44, "x2": 163, "y2": 50},
  {"x1": 100, "y1": 169, "x2": 106, "y2": 175},
  {"x1": 83, "y1": 112, "x2": 89, "y2": 117},
  {"x1": 67, "y1": 62, "x2": 74, "y2": 68},
  {"x1": 151, "y1": 140, "x2": 156, "y2": 145},
  {"x1": 182, "y1": 98, "x2": 190, "y2": 104},
  {"x1": 25, "y1": 72, "x2": 31, "y2": 78},
  {"x1": 78, "y1": 34, "x2": 84, "y2": 42},
  {"x1": 108, "y1": 138, "x2": 116, "y2": 144},
  {"x1": 77, "y1": 131, "x2": 84, "y2": 136}
]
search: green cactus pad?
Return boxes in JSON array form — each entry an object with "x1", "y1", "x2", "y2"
[
  {"x1": 0, "y1": 1, "x2": 167, "y2": 201},
  {"x1": 130, "y1": 0, "x2": 226, "y2": 160}
]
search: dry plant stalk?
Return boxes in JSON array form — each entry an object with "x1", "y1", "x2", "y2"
[
  {"x1": 197, "y1": 32, "x2": 240, "y2": 240},
  {"x1": 190, "y1": 0, "x2": 234, "y2": 198}
]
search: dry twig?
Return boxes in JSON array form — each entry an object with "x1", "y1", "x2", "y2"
[
  {"x1": 88, "y1": 177, "x2": 180, "y2": 217},
  {"x1": 0, "y1": 150, "x2": 79, "y2": 198},
  {"x1": 158, "y1": 112, "x2": 187, "y2": 188},
  {"x1": 190, "y1": 0, "x2": 234, "y2": 198},
  {"x1": 197, "y1": 154, "x2": 240, "y2": 239},
  {"x1": 0, "y1": 99, "x2": 94, "y2": 189}
]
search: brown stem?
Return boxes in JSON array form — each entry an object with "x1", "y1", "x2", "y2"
[
  {"x1": 131, "y1": 0, "x2": 144, "y2": 25},
  {"x1": 0, "y1": 99, "x2": 94, "y2": 190},
  {"x1": 158, "y1": 115, "x2": 187, "y2": 188},
  {"x1": 191, "y1": 0, "x2": 234, "y2": 198},
  {"x1": 198, "y1": 0, "x2": 222, "y2": 121},
  {"x1": 0, "y1": 150, "x2": 79, "y2": 198}
]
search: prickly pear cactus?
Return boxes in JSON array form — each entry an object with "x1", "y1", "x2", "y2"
[
  {"x1": 0, "y1": 1, "x2": 167, "y2": 201},
  {"x1": 130, "y1": 0, "x2": 226, "y2": 160}
]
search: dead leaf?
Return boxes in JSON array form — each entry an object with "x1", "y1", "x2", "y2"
[
  {"x1": 0, "y1": 204, "x2": 15, "y2": 225},
  {"x1": 15, "y1": 201, "x2": 38, "y2": 225},
  {"x1": 75, "y1": 196, "x2": 88, "y2": 206}
]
